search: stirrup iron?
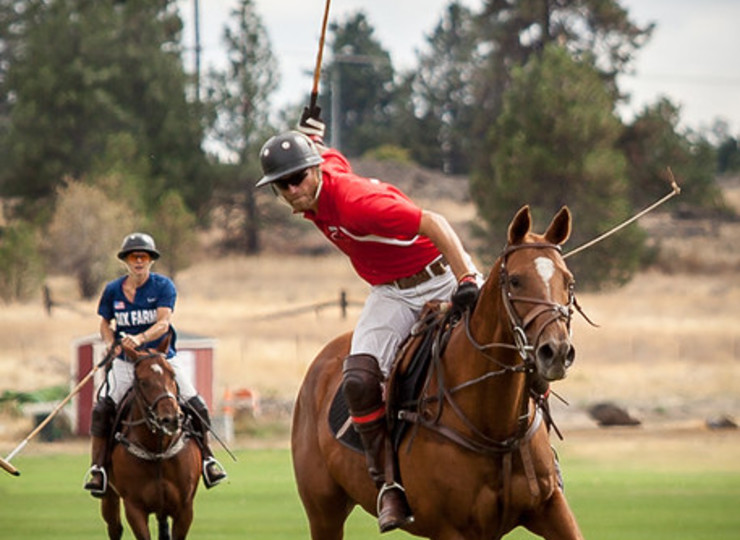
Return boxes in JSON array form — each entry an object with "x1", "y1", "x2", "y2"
[
  {"x1": 202, "y1": 456, "x2": 227, "y2": 488},
  {"x1": 83, "y1": 465, "x2": 108, "y2": 497}
]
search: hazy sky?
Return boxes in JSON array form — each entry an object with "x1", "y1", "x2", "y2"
[{"x1": 178, "y1": 0, "x2": 740, "y2": 134}]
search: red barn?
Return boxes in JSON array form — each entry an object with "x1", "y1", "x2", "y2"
[{"x1": 71, "y1": 332, "x2": 216, "y2": 436}]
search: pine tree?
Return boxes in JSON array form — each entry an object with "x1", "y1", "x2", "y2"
[
  {"x1": 204, "y1": 0, "x2": 279, "y2": 253},
  {"x1": 473, "y1": 44, "x2": 645, "y2": 289}
]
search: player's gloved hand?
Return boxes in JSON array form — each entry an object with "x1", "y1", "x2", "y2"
[
  {"x1": 451, "y1": 274, "x2": 479, "y2": 312},
  {"x1": 297, "y1": 105, "x2": 325, "y2": 139}
]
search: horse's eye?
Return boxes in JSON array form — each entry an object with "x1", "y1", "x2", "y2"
[{"x1": 509, "y1": 275, "x2": 521, "y2": 288}]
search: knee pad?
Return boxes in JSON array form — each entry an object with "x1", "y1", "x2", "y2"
[
  {"x1": 342, "y1": 354, "x2": 383, "y2": 414},
  {"x1": 90, "y1": 397, "x2": 116, "y2": 437}
]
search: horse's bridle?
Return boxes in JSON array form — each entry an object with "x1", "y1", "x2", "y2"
[
  {"x1": 464, "y1": 241, "x2": 595, "y2": 373},
  {"x1": 403, "y1": 242, "x2": 593, "y2": 456},
  {"x1": 498, "y1": 242, "x2": 574, "y2": 366},
  {"x1": 131, "y1": 353, "x2": 183, "y2": 437}
]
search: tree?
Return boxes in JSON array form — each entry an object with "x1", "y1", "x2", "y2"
[
  {"x1": 150, "y1": 190, "x2": 197, "y2": 279},
  {"x1": 472, "y1": 44, "x2": 645, "y2": 289},
  {"x1": 717, "y1": 136, "x2": 740, "y2": 174},
  {"x1": 0, "y1": 0, "x2": 210, "y2": 220},
  {"x1": 709, "y1": 120, "x2": 740, "y2": 174},
  {"x1": 204, "y1": 0, "x2": 279, "y2": 253},
  {"x1": 619, "y1": 99, "x2": 727, "y2": 213},
  {"x1": 0, "y1": 220, "x2": 44, "y2": 303},
  {"x1": 45, "y1": 181, "x2": 135, "y2": 299},
  {"x1": 322, "y1": 12, "x2": 394, "y2": 156},
  {"x1": 410, "y1": 2, "x2": 480, "y2": 173},
  {"x1": 470, "y1": 0, "x2": 653, "y2": 168}
]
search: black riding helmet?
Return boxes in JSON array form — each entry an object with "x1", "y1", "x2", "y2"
[
  {"x1": 117, "y1": 232, "x2": 160, "y2": 260},
  {"x1": 257, "y1": 131, "x2": 323, "y2": 187}
]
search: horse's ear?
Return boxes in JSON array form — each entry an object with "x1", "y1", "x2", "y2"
[
  {"x1": 508, "y1": 205, "x2": 532, "y2": 245},
  {"x1": 157, "y1": 332, "x2": 171, "y2": 355},
  {"x1": 544, "y1": 206, "x2": 572, "y2": 246}
]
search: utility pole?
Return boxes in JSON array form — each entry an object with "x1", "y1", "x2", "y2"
[{"x1": 193, "y1": 0, "x2": 201, "y2": 103}]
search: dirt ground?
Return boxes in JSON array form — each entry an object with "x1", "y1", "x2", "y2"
[{"x1": 1, "y1": 178, "x2": 739, "y2": 465}]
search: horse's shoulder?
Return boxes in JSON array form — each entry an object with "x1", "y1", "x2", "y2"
[
  {"x1": 303, "y1": 332, "x2": 351, "y2": 385},
  {"x1": 315, "y1": 332, "x2": 352, "y2": 362}
]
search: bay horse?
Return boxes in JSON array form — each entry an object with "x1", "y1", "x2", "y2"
[
  {"x1": 292, "y1": 205, "x2": 585, "y2": 539},
  {"x1": 100, "y1": 338, "x2": 201, "y2": 540}
]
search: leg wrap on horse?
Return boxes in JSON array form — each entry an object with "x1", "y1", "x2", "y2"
[{"x1": 187, "y1": 395, "x2": 227, "y2": 488}]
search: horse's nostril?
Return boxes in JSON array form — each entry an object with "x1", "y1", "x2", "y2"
[
  {"x1": 565, "y1": 346, "x2": 576, "y2": 367},
  {"x1": 537, "y1": 343, "x2": 554, "y2": 364},
  {"x1": 537, "y1": 341, "x2": 575, "y2": 368}
]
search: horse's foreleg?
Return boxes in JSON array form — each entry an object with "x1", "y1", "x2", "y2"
[
  {"x1": 524, "y1": 489, "x2": 584, "y2": 540},
  {"x1": 101, "y1": 492, "x2": 123, "y2": 540},
  {"x1": 123, "y1": 502, "x2": 152, "y2": 540},
  {"x1": 170, "y1": 503, "x2": 194, "y2": 540},
  {"x1": 305, "y1": 499, "x2": 353, "y2": 540}
]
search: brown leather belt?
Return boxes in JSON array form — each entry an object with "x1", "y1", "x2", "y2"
[{"x1": 391, "y1": 256, "x2": 449, "y2": 289}]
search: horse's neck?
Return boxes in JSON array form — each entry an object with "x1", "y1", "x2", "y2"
[{"x1": 444, "y1": 272, "x2": 529, "y2": 437}]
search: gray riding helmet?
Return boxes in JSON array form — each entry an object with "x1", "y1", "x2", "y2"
[
  {"x1": 256, "y1": 131, "x2": 323, "y2": 187},
  {"x1": 117, "y1": 232, "x2": 160, "y2": 260}
]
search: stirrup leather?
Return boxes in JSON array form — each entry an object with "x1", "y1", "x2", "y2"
[
  {"x1": 83, "y1": 465, "x2": 108, "y2": 496},
  {"x1": 202, "y1": 456, "x2": 227, "y2": 488}
]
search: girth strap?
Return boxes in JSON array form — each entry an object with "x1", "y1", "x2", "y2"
[
  {"x1": 397, "y1": 406, "x2": 543, "y2": 456},
  {"x1": 115, "y1": 431, "x2": 189, "y2": 462}
]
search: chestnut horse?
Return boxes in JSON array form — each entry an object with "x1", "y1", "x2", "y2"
[
  {"x1": 100, "y1": 339, "x2": 201, "y2": 540},
  {"x1": 292, "y1": 205, "x2": 585, "y2": 539}
]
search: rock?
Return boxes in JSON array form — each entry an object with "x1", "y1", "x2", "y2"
[
  {"x1": 588, "y1": 402, "x2": 641, "y2": 427},
  {"x1": 705, "y1": 415, "x2": 737, "y2": 430}
]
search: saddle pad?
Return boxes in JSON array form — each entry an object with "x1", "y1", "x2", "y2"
[
  {"x1": 328, "y1": 311, "x2": 452, "y2": 454},
  {"x1": 328, "y1": 387, "x2": 363, "y2": 453}
]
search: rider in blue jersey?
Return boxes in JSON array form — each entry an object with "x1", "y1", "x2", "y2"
[{"x1": 83, "y1": 233, "x2": 227, "y2": 496}]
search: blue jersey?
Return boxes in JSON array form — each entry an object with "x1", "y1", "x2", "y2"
[{"x1": 97, "y1": 273, "x2": 177, "y2": 358}]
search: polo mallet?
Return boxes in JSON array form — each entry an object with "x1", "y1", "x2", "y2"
[
  {"x1": 0, "y1": 340, "x2": 119, "y2": 477},
  {"x1": 185, "y1": 402, "x2": 237, "y2": 463},
  {"x1": 308, "y1": 0, "x2": 332, "y2": 113},
  {"x1": 564, "y1": 167, "x2": 681, "y2": 259}
]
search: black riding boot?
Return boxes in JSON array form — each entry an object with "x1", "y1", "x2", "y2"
[
  {"x1": 83, "y1": 396, "x2": 116, "y2": 497},
  {"x1": 342, "y1": 354, "x2": 413, "y2": 533},
  {"x1": 187, "y1": 396, "x2": 227, "y2": 488}
]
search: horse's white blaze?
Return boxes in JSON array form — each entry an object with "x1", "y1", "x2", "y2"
[
  {"x1": 150, "y1": 364, "x2": 164, "y2": 375},
  {"x1": 534, "y1": 257, "x2": 555, "y2": 296}
]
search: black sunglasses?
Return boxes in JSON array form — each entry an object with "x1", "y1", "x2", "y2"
[{"x1": 274, "y1": 170, "x2": 308, "y2": 190}]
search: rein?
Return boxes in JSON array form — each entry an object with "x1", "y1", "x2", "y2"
[{"x1": 401, "y1": 242, "x2": 595, "y2": 456}]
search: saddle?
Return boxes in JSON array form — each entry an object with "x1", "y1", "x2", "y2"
[{"x1": 328, "y1": 300, "x2": 458, "y2": 453}]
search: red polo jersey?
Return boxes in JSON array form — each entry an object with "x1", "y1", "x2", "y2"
[{"x1": 303, "y1": 148, "x2": 441, "y2": 285}]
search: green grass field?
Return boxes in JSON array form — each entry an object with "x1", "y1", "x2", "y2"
[{"x1": 1, "y1": 447, "x2": 738, "y2": 539}]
